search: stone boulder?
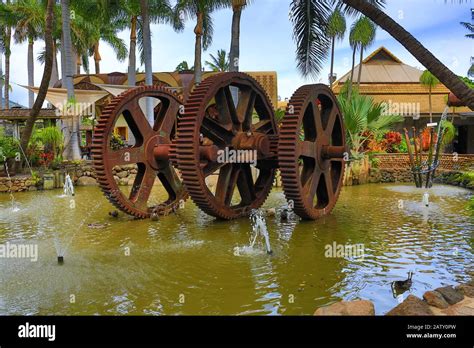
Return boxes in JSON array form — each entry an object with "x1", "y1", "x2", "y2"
[
  {"x1": 455, "y1": 284, "x2": 474, "y2": 298},
  {"x1": 117, "y1": 171, "x2": 129, "y2": 179},
  {"x1": 423, "y1": 291, "x2": 449, "y2": 309},
  {"x1": 314, "y1": 300, "x2": 375, "y2": 316},
  {"x1": 386, "y1": 295, "x2": 433, "y2": 316},
  {"x1": 76, "y1": 176, "x2": 98, "y2": 186},
  {"x1": 435, "y1": 286, "x2": 464, "y2": 305}
]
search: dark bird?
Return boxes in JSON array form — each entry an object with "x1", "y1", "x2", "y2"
[
  {"x1": 109, "y1": 210, "x2": 119, "y2": 218},
  {"x1": 391, "y1": 271, "x2": 414, "y2": 297},
  {"x1": 280, "y1": 209, "x2": 290, "y2": 221}
]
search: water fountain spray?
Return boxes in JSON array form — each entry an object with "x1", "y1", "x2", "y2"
[
  {"x1": 250, "y1": 209, "x2": 272, "y2": 255},
  {"x1": 63, "y1": 173, "x2": 75, "y2": 196},
  {"x1": 3, "y1": 157, "x2": 19, "y2": 212}
]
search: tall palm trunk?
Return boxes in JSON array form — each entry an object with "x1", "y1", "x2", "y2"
[
  {"x1": 429, "y1": 85, "x2": 433, "y2": 123},
  {"x1": 49, "y1": 41, "x2": 59, "y2": 87},
  {"x1": 194, "y1": 12, "x2": 204, "y2": 84},
  {"x1": 329, "y1": 37, "x2": 335, "y2": 86},
  {"x1": 342, "y1": 0, "x2": 474, "y2": 110},
  {"x1": 4, "y1": 0, "x2": 11, "y2": 110},
  {"x1": 229, "y1": 3, "x2": 242, "y2": 72},
  {"x1": 0, "y1": 54, "x2": 3, "y2": 109},
  {"x1": 93, "y1": 41, "x2": 101, "y2": 74},
  {"x1": 140, "y1": 0, "x2": 154, "y2": 124},
  {"x1": 19, "y1": 0, "x2": 54, "y2": 165},
  {"x1": 348, "y1": 45, "x2": 357, "y2": 98},
  {"x1": 61, "y1": 0, "x2": 80, "y2": 160},
  {"x1": 27, "y1": 36, "x2": 34, "y2": 108},
  {"x1": 128, "y1": 15, "x2": 137, "y2": 86},
  {"x1": 357, "y1": 47, "x2": 363, "y2": 86}
]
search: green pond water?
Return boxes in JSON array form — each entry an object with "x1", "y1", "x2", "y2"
[{"x1": 0, "y1": 183, "x2": 472, "y2": 315}]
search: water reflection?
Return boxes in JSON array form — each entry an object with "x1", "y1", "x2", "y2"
[{"x1": 0, "y1": 183, "x2": 472, "y2": 315}]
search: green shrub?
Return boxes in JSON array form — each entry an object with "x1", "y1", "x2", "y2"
[{"x1": 0, "y1": 135, "x2": 19, "y2": 162}]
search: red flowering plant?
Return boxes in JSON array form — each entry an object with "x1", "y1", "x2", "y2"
[
  {"x1": 384, "y1": 131, "x2": 402, "y2": 153},
  {"x1": 39, "y1": 152, "x2": 54, "y2": 168}
]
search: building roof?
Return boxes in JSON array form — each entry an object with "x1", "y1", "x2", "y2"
[
  {"x1": 1, "y1": 98, "x2": 26, "y2": 109},
  {"x1": 0, "y1": 108, "x2": 58, "y2": 120},
  {"x1": 336, "y1": 47, "x2": 425, "y2": 84}
]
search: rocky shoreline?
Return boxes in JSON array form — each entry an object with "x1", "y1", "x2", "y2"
[{"x1": 314, "y1": 279, "x2": 474, "y2": 316}]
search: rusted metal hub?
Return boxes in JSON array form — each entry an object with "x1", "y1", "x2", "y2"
[{"x1": 231, "y1": 131, "x2": 271, "y2": 157}]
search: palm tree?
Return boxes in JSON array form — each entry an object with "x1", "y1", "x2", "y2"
[
  {"x1": 348, "y1": 19, "x2": 360, "y2": 95},
  {"x1": 326, "y1": 8, "x2": 346, "y2": 86},
  {"x1": 175, "y1": 60, "x2": 193, "y2": 71},
  {"x1": 420, "y1": 70, "x2": 440, "y2": 123},
  {"x1": 4, "y1": 0, "x2": 11, "y2": 110},
  {"x1": 228, "y1": 0, "x2": 250, "y2": 72},
  {"x1": 61, "y1": 0, "x2": 80, "y2": 160},
  {"x1": 289, "y1": 0, "x2": 474, "y2": 110},
  {"x1": 460, "y1": 21, "x2": 473, "y2": 38},
  {"x1": 19, "y1": 0, "x2": 55, "y2": 163},
  {"x1": 10, "y1": 0, "x2": 45, "y2": 108},
  {"x1": 205, "y1": 49, "x2": 229, "y2": 71},
  {"x1": 140, "y1": 0, "x2": 154, "y2": 123},
  {"x1": 355, "y1": 17, "x2": 376, "y2": 86},
  {"x1": 176, "y1": 0, "x2": 228, "y2": 84}
]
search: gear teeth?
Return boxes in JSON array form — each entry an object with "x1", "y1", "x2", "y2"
[
  {"x1": 92, "y1": 85, "x2": 187, "y2": 219},
  {"x1": 176, "y1": 72, "x2": 277, "y2": 220},
  {"x1": 278, "y1": 84, "x2": 345, "y2": 220}
]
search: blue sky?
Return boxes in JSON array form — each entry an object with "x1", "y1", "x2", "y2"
[{"x1": 7, "y1": 0, "x2": 474, "y2": 106}]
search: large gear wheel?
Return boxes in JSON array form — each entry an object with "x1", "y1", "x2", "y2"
[
  {"x1": 92, "y1": 85, "x2": 187, "y2": 218},
  {"x1": 176, "y1": 72, "x2": 278, "y2": 220},
  {"x1": 279, "y1": 84, "x2": 346, "y2": 220}
]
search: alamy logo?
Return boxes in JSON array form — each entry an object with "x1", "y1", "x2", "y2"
[
  {"x1": 217, "y1": 147, "x2": 257, "y2": 166},
  {"x1": 18, "y1": 322, "x2": 56, "y2": 341},
  {"x1": 0, "y1": 242, "x2": 38, "y2": 262},
  {"x1": 325, "y1": 242, "x2": 365, "y2": 260}
]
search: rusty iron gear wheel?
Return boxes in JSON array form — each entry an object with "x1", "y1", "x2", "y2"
[
  {"x1": 279, "y1": 84, "x2": 346, "y2": 220},
  {"x1": 176, "y1": 72, "x2": 278, "y2": 220},
  {"x1": 92, "y1": 85, "x2": 187, "y2": 218}
]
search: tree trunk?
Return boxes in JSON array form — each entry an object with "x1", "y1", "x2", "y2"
[
  {"x1": 94, "y1": 41, "x2": 101, "y2": 74},
  {"x1": 429, "y1": 86, "x2": 433, "y2": 123},
  {"x1": 27, "y1": 36, "x2": 34, "y2": 108},
  {"x1": 342, "y1": 0, "x2": 474, "y2": 110},
  {"x1": 4, "y1": 0, "x2": 11, "y2": 110},
  {"x1": 76, "y1": 53, "x2": 81, "y2": 75},
  {"x1": 329, "y1": 36, "x2": 335, "y2": 86},
  {"x1": 140, "y1": 0, "x2": 154, "y2": 124},
  {"x1": 229, "y1": 5, "x2": 242, "y2": 72},
  {"x1": 128, "y1": 16, "x2": 137, "y2": 86},
  {"x1": 0, "y1": 54, "x2": 3, "y2": 108},
  {"x1": 348, "y1": 45, "x2": 357, "y2": 98},
  {"x1": 194, "y1": 12, "x2": 204, "y2": 84},
  {"x1": 357, "y1": 47, "x2": 363, "y2": 86},
  {"x1": 61, "y1": 0, "x2": 81, "y2": 160},
  {"x1": 49, "y1": 41, "x2": 59, "y2": 87},
  {"x1": 19, "y1": 0, "x2": 54, "y2": 166}
]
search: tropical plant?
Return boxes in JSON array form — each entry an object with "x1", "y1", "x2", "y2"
[
  {"x1": 117, "y1": 0, "x2": 182, "y2": 86},
  {"x1": 337, "y1": 82, "x2": 404, "y2": 157},
  {"x1": 420, "y1": 70, "x2": 440, "y2": 123},
  {"x1": 175, "y1": 60, "x2": 193, "y2": 72},
  {"x1": 176, "y1": 0, "x2": 229, "y2": 83},
  {"x1": 461, "y1": 20, "x2": 474, "y2": 39},
  {"x1": 326, "y1": 8, "x2": 346, "y2": 86},
  {"x1": 440, "y1": 120, "x2": 456, "y2": 152},
  {"x1": 355, "y1": 16, "x2": 376, "y2": 85},
  {"x1": 0, "y1": 134, "x2": 19, "y2": 161},
  {"x1": 289, "y1": 0, "x2": 474, "y2": 110},
  {"x1": 19, "y1": 0, "x2": 55, "y2": 169},
  {"x1": 205, "y1": 49, "x2": 229, "y2": 71},
  {"x1": 7, "y1": 0, "x2": 45, "y2": 108},
  {"x1": 31, "y1": 126, "x2": 64, "y2": 160}
]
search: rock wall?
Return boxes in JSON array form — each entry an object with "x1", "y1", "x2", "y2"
[{"x1": 0, "y1": 176, "x2": 37, "y2": 193}]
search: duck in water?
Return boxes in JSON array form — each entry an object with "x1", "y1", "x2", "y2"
[{"x1": 391, "y1": 271, "x2": 414, "y2": 297}]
